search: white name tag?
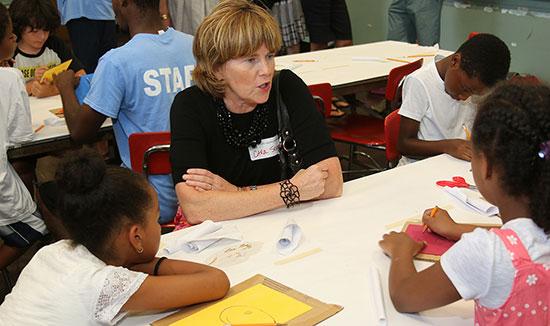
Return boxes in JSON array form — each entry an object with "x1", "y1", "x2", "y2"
[{"x1": 248, "y1": 135, "x2": 280, "y2": 161}]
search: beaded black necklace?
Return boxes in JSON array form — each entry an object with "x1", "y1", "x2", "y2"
[{"x1": 216, "y1": 100, "x2": 270, "y2": 149}]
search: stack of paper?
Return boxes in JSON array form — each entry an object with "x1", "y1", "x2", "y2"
[{"x1": 443, "y1": 187, "x2": 499, "y2": 216}]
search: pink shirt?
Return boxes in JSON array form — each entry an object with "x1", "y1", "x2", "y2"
[{"x1": 475, "y1": 228, "x2": 550, "y2": 325}]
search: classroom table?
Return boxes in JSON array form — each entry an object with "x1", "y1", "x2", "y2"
[
  {"x1": 275, "y1": 40, "x2": 452, "y2": 96},
  {"x1": 6, "y1": 95, "x2": 113, "y2": 160},
  {"x1": 121, "y1": 154, "x2": 501, "y2": 326}
]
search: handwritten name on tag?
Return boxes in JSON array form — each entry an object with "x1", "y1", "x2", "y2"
[{"x1": 248, "y1": 135, "x2": 280, "y2": 161}]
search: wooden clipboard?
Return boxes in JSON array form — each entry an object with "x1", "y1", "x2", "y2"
[
  {"x1": 402, "y1": 220, "x2": 501, "y2": 262},
  {"x1": 152, "y1": 274, "x2": 343, "y2": 326}
]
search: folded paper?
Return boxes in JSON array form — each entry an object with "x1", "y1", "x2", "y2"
[
  {"x1": 164, "y1": 220, "x2": 242, "y2": 254},
  {"x1": 277, "y1": 220, "x2": 302, "y2": 255},
  {"x1": 443, "y1": 187, "x2": 499, "y2": 216},
  {"x1": 40, "y1": 59, "x2": 72, "y2": 83}
]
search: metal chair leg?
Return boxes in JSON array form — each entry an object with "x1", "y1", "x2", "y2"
[
  {"x1": 1, "y1": 268, "x2": 12, "y2": 291},
  {"x1": 347, "y1": 144, "x2": 354, "y2": 170}
]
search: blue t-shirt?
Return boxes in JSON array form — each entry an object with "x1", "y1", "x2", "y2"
[
  {"x1": 56, "y1": 0, "x2": 114, "y2": 25},
  {"x1": 84, "y1": 28, "x2": 195, "y2": 223}
]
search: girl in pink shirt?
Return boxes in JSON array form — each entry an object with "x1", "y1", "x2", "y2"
[{"x1": 379, "y1": 82, "x2": 550, "y2": 325}]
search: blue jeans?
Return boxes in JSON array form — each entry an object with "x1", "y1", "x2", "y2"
[
  {"x1": 387, "y1": 0, "x2": 443, "y2": 46},
  {"x1": 148, "y1": 175, "x2": 178, "y2": 225},
  {"x1": 66, "y1": 18, "x2": 117, "y2": 72}
]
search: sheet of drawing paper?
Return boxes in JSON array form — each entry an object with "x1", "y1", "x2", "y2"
[
  {"x1": 405, "y1": 224, "x2": 456, "y2": 256},
  {"x1": 40, "y1": 59, "x2": 72, "y2": 82},
  {"x1": 169, "y1": 284, "x2": 312, "y2": 326}
]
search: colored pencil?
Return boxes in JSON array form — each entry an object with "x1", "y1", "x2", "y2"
[
  {"x1": 422, "y1": 206, "x2": 439, "y2": 233},
  {"x1": 407, "y1": 53, "x2": 437, "y2": 58},
  {"x1": 34, "y1": 124, "x2": 45, "y2": 133},
  {"x1": 386, "y1": 57, "x2": 411, "y2": 64},
  {"x1": 463, "y1": 124, "x2": 471, "y2": 140}
]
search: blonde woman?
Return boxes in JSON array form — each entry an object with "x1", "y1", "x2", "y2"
[{"x1": 170, "y1": 0, "x2": 343, "y2": 224}]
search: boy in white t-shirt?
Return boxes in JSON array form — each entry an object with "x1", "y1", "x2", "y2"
[
  {"x1": 0, "y1": 4, "x2": 48, "y2": 271},
  {"x1": 397, "y1": 34, "x2": 510, "y2": 165}
]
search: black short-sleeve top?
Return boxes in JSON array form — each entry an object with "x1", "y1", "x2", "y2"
[{"x1": 170, "y1": 69, "x2": 337, "y2": 187}]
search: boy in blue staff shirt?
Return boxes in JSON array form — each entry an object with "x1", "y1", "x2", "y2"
[
  {"x1": 54, "y1": 0, "x2": 195, "y2": 224},
  {"x1": 397, "y1": 33, "x2": 511, "y2": 165}
]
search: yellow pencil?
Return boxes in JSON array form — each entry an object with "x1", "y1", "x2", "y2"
[
  {"x1": 422, "y1": 206, "x2": 439, "y2": 233},
  {"x1": 34, "y1": 124, "x2": 45, "y2": 133},
  {"x1": 407, "y1": 53, "x2": 437, "y2": 58},
  {"x1": 292, "y1": 59, "x2": 316, "y2": 62},
  {"x1": 463, "y1": 124, "x2": 471, "y2": 140},
  {"x1": 386, "y1": 57, "x2": 411, "y2": 64}
]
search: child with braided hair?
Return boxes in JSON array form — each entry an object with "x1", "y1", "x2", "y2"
[
  {"x1": 379, "y1": 82, "x2": 550, "y2": 325},
  {"x1": 0, "y1": 149, "x2": 229, "y2": 324}
]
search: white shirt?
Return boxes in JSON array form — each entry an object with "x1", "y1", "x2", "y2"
[
  {"x1": 398, "y1": 60, "x2": 476, "y2": 165},
  {"x1": 0, "y1": 68, "x2": 36, "y2": 226},
  {"x1": 0, "y1": 240, "x2": 147, "y2": 325},
  {"x1": 441, "y1": 218, "x2": 550, "y2": 309}
]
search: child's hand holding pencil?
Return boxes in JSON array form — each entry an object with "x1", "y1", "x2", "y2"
[{"x1": 421, "y1": 207, "x2": 457, "y2": 240}]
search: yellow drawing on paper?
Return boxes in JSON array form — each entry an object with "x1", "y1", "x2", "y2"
[
  {"x1": 40, "y1": 59, "x2": 72, "y2": 82},
  {"x1": 169, "y1": 284, "x2": 312, "y2": 325}
]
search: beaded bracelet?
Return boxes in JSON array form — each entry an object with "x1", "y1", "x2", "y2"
[{"x1": 279, "y1": 179, "x2": 300, "y2": 208}]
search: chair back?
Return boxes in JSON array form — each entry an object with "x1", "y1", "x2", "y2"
[
  {"x1": 384, "y1": 109, "x2": 401, "y2": 165},
  {"x1": 308, "y1": 83, "x2": 333, "y2": 118},
  {"x1": 128, "y1": 132, "x2": 171, "y2": 176},
  {"x1": 385, "y1": 58, "x2": 423, "y2": 104},
  {"x1": 468, "y1": 32, "x2": 480, "y2": 40}
]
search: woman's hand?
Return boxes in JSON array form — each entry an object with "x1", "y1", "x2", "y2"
[
  {"x1": 182, "y1": 168, "x2": 239, "y2": 192},
  {"x1": 290, "y1": 164, "x2": 328, "y2": 201},
  {"x1": 379, "y1": 231, "x2": 425, "y2": 259},
  {"x1": 422, "y1": 208, "x2": 459, "y2": 240}
]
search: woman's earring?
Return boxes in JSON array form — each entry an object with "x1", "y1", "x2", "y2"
[{"x1": 137, "y1": 247, "x2": 144, "y2": 254}]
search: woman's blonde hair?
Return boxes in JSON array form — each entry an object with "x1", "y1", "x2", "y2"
[{"x1": 192, "y1": 0, "x2": 282, "y2": 98}]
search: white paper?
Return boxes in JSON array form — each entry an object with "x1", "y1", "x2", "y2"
[
  {"x1": 443, "y1": 187, "x2": 499, "y2": 216},
  {"x1": 369, "y1": 266, "x2": 387, "y2": 324},
  {"x1": 277, "y1": 220, "x2": 302, "y2": 255},
  {"x1": 351, "y1": 56, "x2": 386, "y2": 63},
  {"x1": 163, "y1": 220, "x2": 242, "y2": 254},
  {"x1": 44, "y1": 117, "x2": 65, "y2": 126}
]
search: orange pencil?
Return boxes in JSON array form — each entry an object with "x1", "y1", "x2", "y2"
[
  {"x1": 422, "y1": 206, "x2": 439, "y2": 233},
  {"x1": 386, "y1": 57, "x2": 411, "y2": 64},
  {"x1": 34, "y1": 124, "x2": 45, "y2": 133},
  {"x1": 463, "y1": 124, "x2": 471, "y2": 141}
]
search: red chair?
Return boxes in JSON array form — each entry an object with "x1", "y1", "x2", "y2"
[
  {"x1": 384, "y1": 109, "x2": 401, "y2": 168},
  {"x1": 309, "y1": 83, "x2": 384, "y2": 173},
  {"x1": 128, "y1": 132, "x2": 176, "y2": 231},
  {"x1": 308, "y1": 59, "x2": 423, "y2": 173},
  {"x1": 129, "y1": 132, "x2": 171, "y2": 175},
  {"x1": 468, "y1": 32, "x2": 480, "y2": 40},
  {"x1": 308, "y1": 83, "x2": 332, "y2": 118},
  {"x1": 385, "y1": 59, "x2": 423, "y2": 112}
]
